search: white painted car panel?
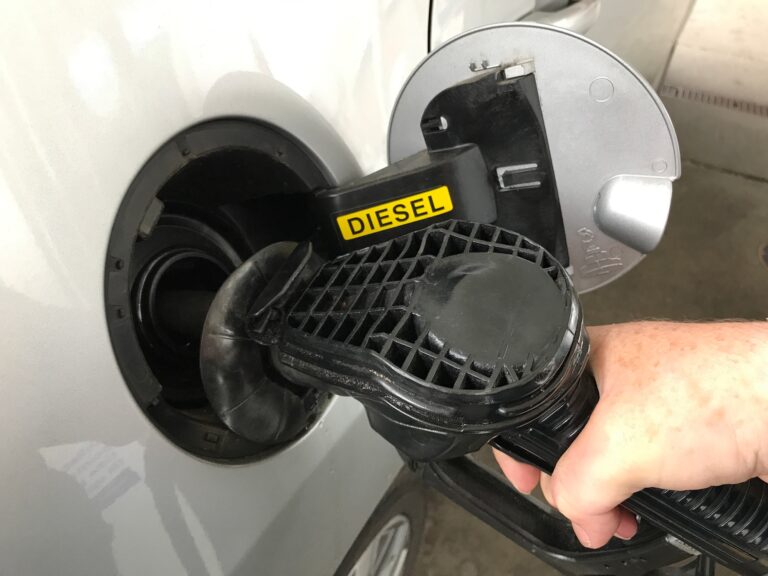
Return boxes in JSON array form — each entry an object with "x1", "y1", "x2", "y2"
[
  {"x1": 430, "y1": 0, "x2": 535, "y2": 49},
  {"x1": 431, "y1": 0, "x2": 603, "y2": 50},
  {"x1": 0, "y1": 1, "x2": 428, "y2": 574}
]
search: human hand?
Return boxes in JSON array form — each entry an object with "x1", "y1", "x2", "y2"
[{"x1": 493, "y1": 321, "x2": 768, "y2": 548}]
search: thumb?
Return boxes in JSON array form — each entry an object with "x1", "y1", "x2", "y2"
[{"x1": 550, "y1": 404, "x2": 639, "y2": 548}]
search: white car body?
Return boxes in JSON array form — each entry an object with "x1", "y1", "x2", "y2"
[{"x1": 0, "y1": 1, "x2": 688, "y2": 574}]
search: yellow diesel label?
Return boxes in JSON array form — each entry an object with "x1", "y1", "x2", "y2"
[{"x1": 336, "y1": 186, "x2": 453, "y2": 240}]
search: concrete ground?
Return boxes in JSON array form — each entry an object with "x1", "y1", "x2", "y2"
[{"x1": 414, "y1": 0, "x2": 768, "y2": 574}]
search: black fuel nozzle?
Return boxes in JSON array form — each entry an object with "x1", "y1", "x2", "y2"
[
  {"x1": 245, "y1": 220, "x2": 592, "y2": 462},
  {"x1": 202, "y1": 220, "x2": 768, "y2": 574}
]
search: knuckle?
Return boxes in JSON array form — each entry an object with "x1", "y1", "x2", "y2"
[{"x1": 550, "y1": 474, "x2": 589, "y2": 521}]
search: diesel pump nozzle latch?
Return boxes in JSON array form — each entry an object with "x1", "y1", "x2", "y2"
[{"x1": 203, "y1": 223, "x2": 768, "y2": 575}]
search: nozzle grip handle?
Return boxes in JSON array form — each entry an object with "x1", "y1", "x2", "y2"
[
  {"x1": 494, "y1": 372, "x2": 768, "y2": 575},
  {"x1": 494, "y1": 372, "x2": 598, "y2": 473}
]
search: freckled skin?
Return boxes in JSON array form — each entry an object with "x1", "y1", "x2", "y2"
[{"x1": 494, "y1": 321, "x2": 768, "y2": 549}]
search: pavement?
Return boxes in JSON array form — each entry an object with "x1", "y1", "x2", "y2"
[{"x1": 413, "y1": 0, "x2": 768, "y2": 573}]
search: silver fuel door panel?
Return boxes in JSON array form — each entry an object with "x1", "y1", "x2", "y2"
[{"x1": 389, "y1": 23, "x2": 680, "y2": 293}]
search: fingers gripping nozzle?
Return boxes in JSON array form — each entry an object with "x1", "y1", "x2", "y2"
[{"x1": 202, "y1": 221, "x2": 768, "y2": 574}]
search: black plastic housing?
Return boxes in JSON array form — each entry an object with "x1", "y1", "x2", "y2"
[
  {"x1": 105, "y1": 119, "x2": 328, "y2": 461},
  {"x1": 314, "y1": 145, "x2": 496, "y2": 254},
  {"x1": 421, "y1": 70, "x2": 569, "y2": 265},
  {"x1": 312, "y1": 68, "x2": 568, "y2": 263}
]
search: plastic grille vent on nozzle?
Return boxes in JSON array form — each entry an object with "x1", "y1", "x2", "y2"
[
  {"x1": 243, "y1": 220, "x2": 768, "y2": 574},
  {"x1": 282, "y1": 220, "x2": 576, "y2": 394}
]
